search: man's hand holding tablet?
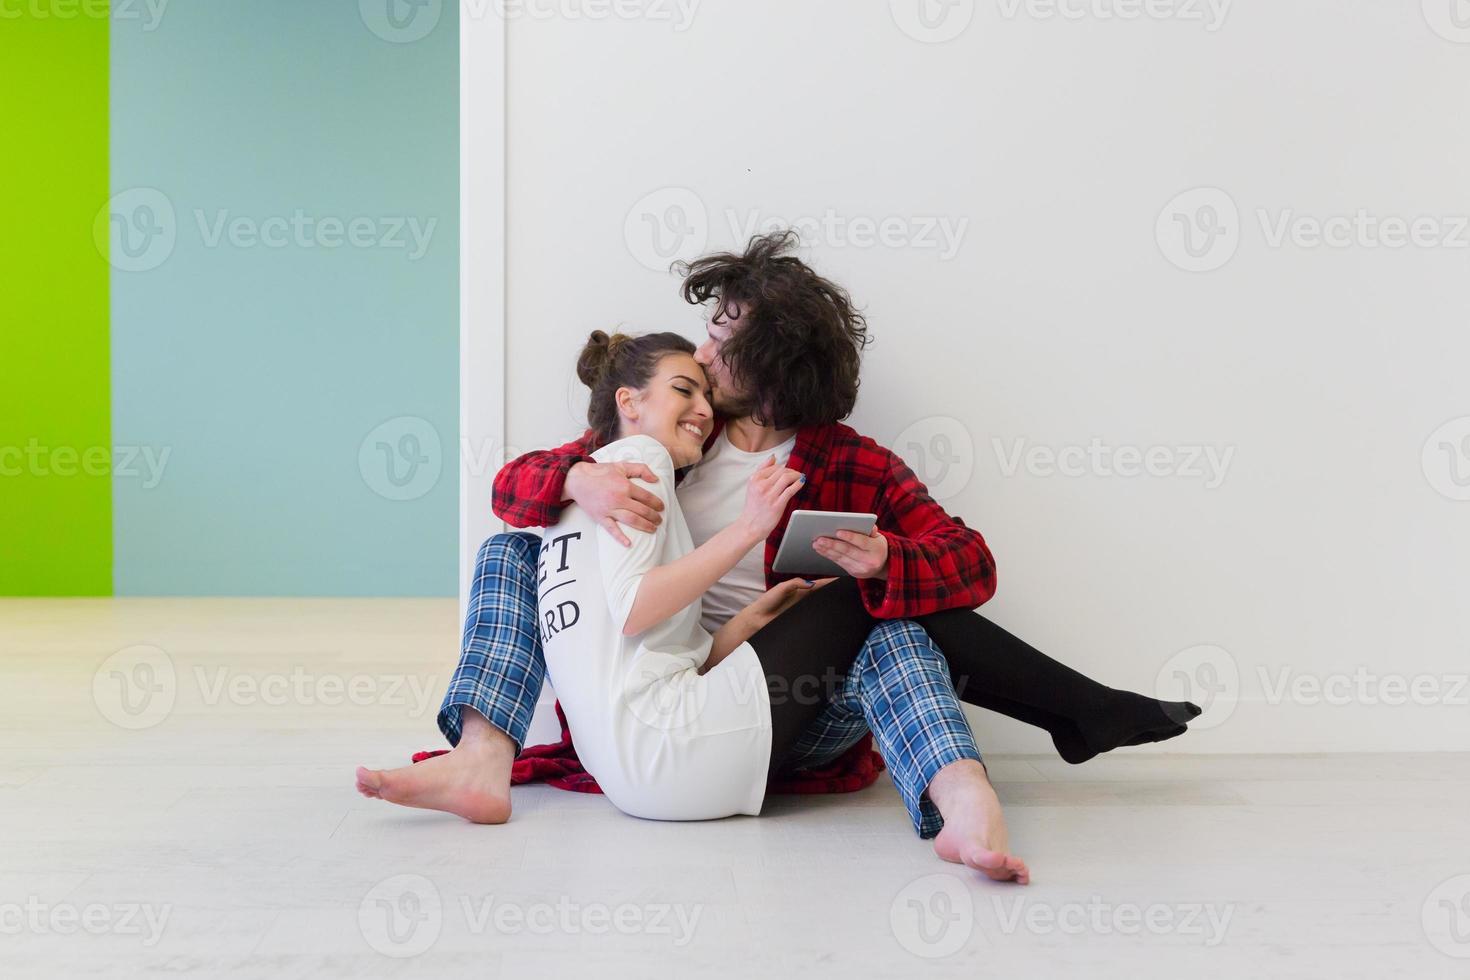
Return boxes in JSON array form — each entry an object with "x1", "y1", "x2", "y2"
[{"x1": 772, "y1": 510, "x2": 885, "y2": 578}]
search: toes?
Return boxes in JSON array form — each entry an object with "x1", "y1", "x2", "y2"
[
  {"x1": 981, "y1": 855, "x2": 1030, "y2": 884},
  {"x1": 961, "y1": 847, "x2": 1007, "y2": 873},
  {"x1": 356, "y1": 766, "x2": 386, "y2": 798},
  {"x1": 959, "y1": 845, "x2": 1032, "y2": 884},
  {"x1": 1160, "y1": 700, "x2": 1202, "y2": 725}
]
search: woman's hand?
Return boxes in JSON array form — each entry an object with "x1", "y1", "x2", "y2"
[
  {"x1": 736, "y1": 455, "x2": 805, "y2": 544},
  {"x1": 704, "y1": 578, "x2": 835, "y2": 674},
  {"x1": 740, "y1": 576, "x2": 838, "y2": 632}
]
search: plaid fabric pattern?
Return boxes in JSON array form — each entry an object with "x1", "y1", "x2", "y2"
[
  {"x1": 780, "y1": 619, "x2": 981, "y2": 839},
  {"x1": 441, "y1": 534, "x2": 979, "y2": 837},
  {"x1": 437, "y1": 532, "x2": 546, "y2": 751},
  {"x1": 491, "y1": 419, "x2": 997, "y2": 619},
  {"x1": 490, "y1": 433, "x2": 596, "y2": 529}
]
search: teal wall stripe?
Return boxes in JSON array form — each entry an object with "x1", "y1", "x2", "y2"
[{"x1": 109, "y1": 0, "x2": 459, "y2": 595}]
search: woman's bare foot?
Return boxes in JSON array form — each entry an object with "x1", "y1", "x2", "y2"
[
  {"x1": 355, "y1": 709, "x2": 516, "y2": 824},
  {"x1": 927, "y1": 759, "x2": 1030, "y2": 884}
]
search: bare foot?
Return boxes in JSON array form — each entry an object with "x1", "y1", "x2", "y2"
[
  {"x1": 356, "y1": 724, "x2": 515, "y2": 824},
  {"x1": 927, "y1": 760, "x2": 1030, "y2": 884}
]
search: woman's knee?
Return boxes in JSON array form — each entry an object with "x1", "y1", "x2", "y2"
[
  {"x1": 863, "y1": 620, "x2": 943, "y2": 670},
  {"x1": 476, "y1": 531, "x2": 540, "y2": 574}
]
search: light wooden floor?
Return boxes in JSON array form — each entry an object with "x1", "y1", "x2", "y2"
[{"x1": 2, "y1": 599, "x2": 1466, "y2": 979}]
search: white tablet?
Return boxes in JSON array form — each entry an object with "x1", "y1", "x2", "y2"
[{"x1": 771, "y1": 510, "x2": 879, "y2": 576}]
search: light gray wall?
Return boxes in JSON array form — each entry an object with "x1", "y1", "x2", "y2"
[{"x1": 500, "y1": 1, "x2": 1470, "y2": 751}]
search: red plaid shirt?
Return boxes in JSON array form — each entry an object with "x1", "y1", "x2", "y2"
[{"x1": 492, "y1": 419, "x2": 996, "y2": 617}]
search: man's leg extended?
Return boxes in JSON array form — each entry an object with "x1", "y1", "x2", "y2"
[{"x1": 356, "y1": 532, "x2": 545, "y2": 824}]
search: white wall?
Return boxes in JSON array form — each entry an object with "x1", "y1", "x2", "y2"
[
  {"x1": 491, "y1": 0, "x2": 1470, "y2": 753},
  {"x1": 460, "y1": 7, "x2": 506, "y2": 613}
]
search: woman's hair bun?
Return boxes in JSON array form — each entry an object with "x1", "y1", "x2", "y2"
[{"x1": 576, "y1": 329, "x2": 628, "y2": 389}]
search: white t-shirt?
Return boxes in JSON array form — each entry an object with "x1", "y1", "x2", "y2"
[
  {"x1": 677, "y1": 428, "x2": 798, "y2": 632},
  {"x1": 536, "y1": 434, "x2": 773, "y2": 821}
]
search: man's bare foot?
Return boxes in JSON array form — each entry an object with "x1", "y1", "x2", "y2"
[
  {"x1": 927, "y1": 759, "x2": 1030, "y2": 885},
  {"x1": 356, "y1": 713, "x2": 516, "y2": 824}
]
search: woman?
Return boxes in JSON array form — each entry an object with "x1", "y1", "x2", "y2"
[{"x1": 531, "y1": 329, "x2": 1030, "y2": 881}]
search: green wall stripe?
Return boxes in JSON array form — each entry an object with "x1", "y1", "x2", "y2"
[{"x1": 0, "y1": 7, "x2": 112, "y2": 596}]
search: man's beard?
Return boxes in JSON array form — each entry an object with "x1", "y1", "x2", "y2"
[{"x1": 710, "y1": 382, "x2": 756, "y2": 419}]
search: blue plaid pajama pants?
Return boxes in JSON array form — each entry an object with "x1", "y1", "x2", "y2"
[{"x1": 439, "y1": 532, "x2": 981, "y2": 838}]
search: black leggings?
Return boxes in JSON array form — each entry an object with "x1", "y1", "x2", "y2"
[
  {"x1": 745, "y1": 578, "x2": 1199, "y2": 772},
  {"x1": 743, "y1": 579, "x2": 881, "y2": 776}
]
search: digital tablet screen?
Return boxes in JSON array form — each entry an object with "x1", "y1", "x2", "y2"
[{"x1": 771, "y1": 510, "x2": 879, "y2": 576}]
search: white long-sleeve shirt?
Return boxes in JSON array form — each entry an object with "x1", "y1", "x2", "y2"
[{"x1": 536, "y1": 434, "x2": 773, "y2": 821}]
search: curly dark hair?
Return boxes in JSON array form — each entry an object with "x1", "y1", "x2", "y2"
[
  {"x1": 576, "y1": 329, "x2": 697, "y2": 449},
  {"x1": 675, "y1": 230, "x2": 869, "y2": 429}
]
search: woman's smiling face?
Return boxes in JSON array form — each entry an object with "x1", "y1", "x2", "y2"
[{"x1": 615, "y1": 352, "x2": 715, "y2": 467}]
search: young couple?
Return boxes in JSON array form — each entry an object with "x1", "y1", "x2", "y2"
[{"x1": 357, "y1": 231, "x2": 1201, "y2": 884}]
